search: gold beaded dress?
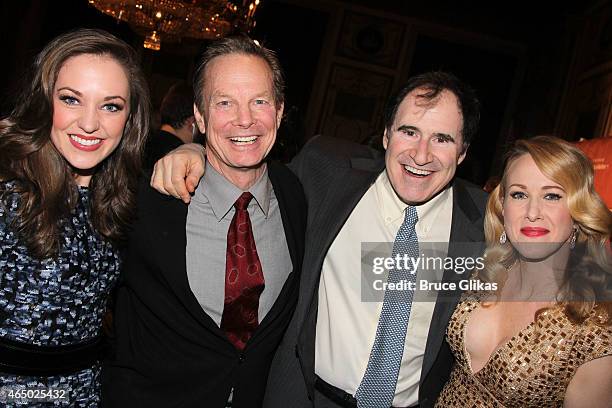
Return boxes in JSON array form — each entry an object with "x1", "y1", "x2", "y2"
[{"x1": 436, "y1": 296, "x2": 612, "y2": 407}]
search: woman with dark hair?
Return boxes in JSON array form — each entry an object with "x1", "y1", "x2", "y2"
[
  {"x1": 436, "y1": 136, "x2": 612, "y2": 407},
  {"x1": 0, "y1": 28, "x2": 150, "y2": 406}
]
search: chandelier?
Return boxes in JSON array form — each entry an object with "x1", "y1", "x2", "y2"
[{"x1": 88, "y1": 0, "x2": 261, "y2": 51}]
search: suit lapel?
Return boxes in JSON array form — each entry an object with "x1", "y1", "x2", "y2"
[
  {"x1": 297, "y1": 157, "x2": 384, "y2": 337},
  {"x1": 420, "y1": 180, "x2": 485, "y2": 381},
  {"x1": 268, "y1": 162, "x2": 300, "y2": 283},
  {"x1": 143, "y1": 194, "x2": 226, "y2": 338},
  {"x1": 251, "y1": 162, "x2": 302, "y2": 338}
]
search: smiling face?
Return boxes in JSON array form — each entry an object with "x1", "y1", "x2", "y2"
[
  {"x1": 194, "y1": 53, "x2": 283, "y2": 188},
  {"x1": 50, "y1": 54, "x2": 130, "y2": 186},
  {"x1": 502, "y1": 153, "x2": 574, "y2": 261},
  {"x1": 383, "y1": 89, "x2": 466, "y2": 205}
]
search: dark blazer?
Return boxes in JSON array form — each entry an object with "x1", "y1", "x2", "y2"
[
  {"x1": 143, "y1": 129, "x2": 184, "y2": 169},
  {"x1": 263, "y1": 135, "x2": 487, "y2": 408},
  {"x1": 102, "y1": 162, "x2": 307, "y2": 408}
]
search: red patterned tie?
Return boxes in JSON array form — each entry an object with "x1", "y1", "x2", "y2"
[{"x1": 221, "y1": 192, "x2": 265, "y2": 350}]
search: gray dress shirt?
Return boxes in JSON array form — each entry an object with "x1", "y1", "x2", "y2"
[{"x1": 186, "y1": 162, "x2": 292, "y2": 326}]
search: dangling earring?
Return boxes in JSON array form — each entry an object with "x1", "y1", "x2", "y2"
[
  {"x1": 499, "y1": 231, "x2": 507, "y2": 244},
  {"x1": 569, "y1": 227, "x2": 578, "y2": 250}
]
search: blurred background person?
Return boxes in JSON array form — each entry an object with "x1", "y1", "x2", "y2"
[
  {"x1": 145, "y1": 81, "x2": 195, "y2": 169},
  {"x1": 0, "y1": 28, "x2": 150, "y2": 406}
]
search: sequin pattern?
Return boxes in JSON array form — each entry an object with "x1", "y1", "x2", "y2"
[
  {"x1": 0, "y1": 182, "x2": 121, "y2": 407},
  {"x1": 436, "y1": 296, "x2": 612, "y2": 407}
]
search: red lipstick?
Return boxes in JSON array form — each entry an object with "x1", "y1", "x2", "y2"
[
  {"x1": 520, "y1": 227, "x2": 549, "y2": 237},
  {"x1": 68, "y1": 134, "x2": 103, "y2": 152}
]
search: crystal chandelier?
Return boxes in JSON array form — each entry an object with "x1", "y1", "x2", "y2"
[{"x1": 88, "y1": 0, "x2": 261, "y2": 51}]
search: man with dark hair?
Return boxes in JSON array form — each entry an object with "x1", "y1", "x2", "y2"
[
  {"x1": 151, "y1": 71, "x2": 487, "y2": 408},
  {"x1": 103, "y1": 36, "x2": 306, "y2": 407},
  {"x1": 144, "y1": 82, "x2": 195, "y2": 168},
  {"x1": 383, "y1": 71, "x2": 480, "y2": 153}
]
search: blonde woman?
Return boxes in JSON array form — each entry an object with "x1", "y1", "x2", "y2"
[{"x1": 437, "y1": 136, "x2": 612, "y2": 407}]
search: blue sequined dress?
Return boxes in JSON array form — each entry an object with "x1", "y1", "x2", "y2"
[{"x1": 0, "y1": 181, "x2": 121, "y2": 407}]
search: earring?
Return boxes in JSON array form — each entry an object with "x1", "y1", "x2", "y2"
[
  {"x1": 499, "y1": 231, "x2": 507, "y2": 244},
  {"x1": 569, "y1": 227, "x2": 578, "y2": 250}
]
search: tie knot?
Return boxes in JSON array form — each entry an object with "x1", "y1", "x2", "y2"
[
  {"x1": 234, "y1": 192, "x2": 254, "y2": 211},
  {"x1": 404, "y1": 206, "x2": 418, "y2": 228}
]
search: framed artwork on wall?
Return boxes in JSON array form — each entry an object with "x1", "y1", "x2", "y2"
[
  {"x1": 318, "y1": 64, "x2": 393, "y2": 144},
  {"x1": 335, "y1": 11, "x2": 406, "y2": 69}
]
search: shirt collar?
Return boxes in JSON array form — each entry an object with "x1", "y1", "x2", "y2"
[
  {"x1": 194, "y1": 161, "x2": 271, "y2": 221},
  {"x1": 376, "y1": 171, "x2": 453, "y2": 229}
]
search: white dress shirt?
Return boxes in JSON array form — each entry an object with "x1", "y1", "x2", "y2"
[{"x1": 315, "y1": 170, "x2": 453, "y2": 407}]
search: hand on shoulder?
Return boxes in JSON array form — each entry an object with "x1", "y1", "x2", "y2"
[{"x1": 150, "y1": 143, "x2": 206, "y2": 203}]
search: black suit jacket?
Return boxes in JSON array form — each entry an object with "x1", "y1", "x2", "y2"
[
  {"x1": 144, "y1": 129, "x2": 184, "y2": 169},
  {"x1": 102, "y1": 162, "x2": 307, "y2": 408},
  {"x1": 263, "y1": 136, "x2": 487, "y2": 408}
]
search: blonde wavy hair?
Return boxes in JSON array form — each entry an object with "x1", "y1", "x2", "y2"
[{"x1": 479, "y1": 136, "x2": 612, "y2": 325}]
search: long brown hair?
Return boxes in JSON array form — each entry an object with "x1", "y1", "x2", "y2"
[
  {"x1": 480, "y1": 136, "x2": 612, "y2": 325},
  {"x1": 0, "y1": 28, "x2": 150, "y2": 258}
]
